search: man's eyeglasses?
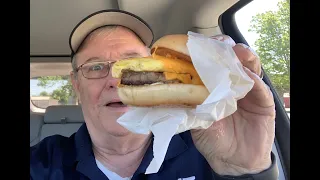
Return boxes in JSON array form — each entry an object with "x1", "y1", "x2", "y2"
[{"x1": 76, "y1": 61, "x2": 115, "y2": 79}]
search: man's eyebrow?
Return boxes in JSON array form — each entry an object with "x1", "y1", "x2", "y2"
[
  {"x1": 82, "y1": 52, "x2": 143, "y2": 64},
  {"x1": 120, "y1": 52, "x2": 143, "y2": 59},
  {"x1": 83, "y1": 57, "x2": 102, "y2": 64}
]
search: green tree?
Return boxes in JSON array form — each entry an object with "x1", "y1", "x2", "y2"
[
  {"x1": 37, "y1": 76, "x2": 76, "y2": 104},
  {"x1": 39, "y1": 91, "x2": 49, "y2": 96},
  {"x1": 249, "y1": 0, "x2": 290, "y2": 98}
]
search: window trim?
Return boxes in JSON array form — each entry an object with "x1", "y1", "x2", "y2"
[
  {"x1": 30, "y1": 76, "x2": 78, "y2": 110},
  {"x1": 30, "y1": 97, "x2": 45, "y2": 113}
]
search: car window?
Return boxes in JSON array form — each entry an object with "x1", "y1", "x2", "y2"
[
  {"x1": 235, "y1": 0, "x2": 290, "y2": 119},
  {"x1": 30, "y1": 75, "x2": 78, "y2": 111}
]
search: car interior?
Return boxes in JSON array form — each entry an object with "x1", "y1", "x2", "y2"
[{"x1": 30, "y1": 0, "x2": 290, "y2": 179}]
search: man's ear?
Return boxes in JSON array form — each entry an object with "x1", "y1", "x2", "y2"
[{"x1": 70, "y1": 71, "x2": 81, "y2": 100}]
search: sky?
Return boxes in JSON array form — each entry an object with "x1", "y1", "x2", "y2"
[
  {"x1": 30, "y1": 0, "x2": 281, "y2": 96},
  {"x1": 235, "y1": 0, "x2": 280, "y2": 49}
]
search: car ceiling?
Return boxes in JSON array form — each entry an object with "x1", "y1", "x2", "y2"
[{"x1": 30, "y1": 0, "x2": 238, "y2": 78}]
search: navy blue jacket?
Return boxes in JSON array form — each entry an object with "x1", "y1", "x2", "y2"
[{"x1": 30, "y1": 123, "x2": 278, "y2": 180}]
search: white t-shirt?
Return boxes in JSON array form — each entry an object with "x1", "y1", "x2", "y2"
[{"x1": 95, "y1": 159, "x2": 133, "y2": 180}]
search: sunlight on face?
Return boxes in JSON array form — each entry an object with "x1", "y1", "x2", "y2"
[{"x1": 72, "y1": 26, "x2": 150, "y2": 137}]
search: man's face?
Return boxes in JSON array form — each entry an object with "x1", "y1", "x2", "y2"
[{"x1": 71, "y1": 26, "x2": 150, "y2": 136}]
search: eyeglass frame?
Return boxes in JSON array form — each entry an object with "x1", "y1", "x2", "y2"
[{"x1": 75, "y1": 61, "x2": 116, "y2": 79}]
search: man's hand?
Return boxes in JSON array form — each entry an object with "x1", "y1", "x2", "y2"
[{"x1": 191, "y1": 35, "x2": 276, "y2": 176}]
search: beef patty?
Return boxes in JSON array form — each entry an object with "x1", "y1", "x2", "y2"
[{"x1": 121, "y1": 70, "x2": 181, "y2": 85}]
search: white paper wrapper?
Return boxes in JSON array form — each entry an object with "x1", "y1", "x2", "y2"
[{"x1": 117, "y1": 31, "x2": 254, "y2": 174}]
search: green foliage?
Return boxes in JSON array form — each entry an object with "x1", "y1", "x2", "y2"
[
  {"x1": 39, "y1": 91, "x2": 49, "y2": 96},
  {"x1": 37, "y1": 75, "x2": 75, "y2": 104},
  {"x1": 249, "y1": 0, "x2": 290, "y2": 97}
]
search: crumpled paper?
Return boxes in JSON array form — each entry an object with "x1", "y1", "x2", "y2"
[{"x1": 117, "y1": 31, "x2": 254, "y2": 174}]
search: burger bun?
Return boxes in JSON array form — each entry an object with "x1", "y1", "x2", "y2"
[{"x1": 118, "y1": 83, "x2": 209, "y2": 107}]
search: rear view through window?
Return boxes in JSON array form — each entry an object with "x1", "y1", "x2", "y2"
[
  {"x1": 235, "y1": 0, "x2": 290, "y2": 118},
  {"x1": 30, "y1": 75, "x2": 78, "y2": 110}
]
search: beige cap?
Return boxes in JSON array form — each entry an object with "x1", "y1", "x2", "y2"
[{"x1": 69, "y1": 10, "x2": 154, "y2": 58}]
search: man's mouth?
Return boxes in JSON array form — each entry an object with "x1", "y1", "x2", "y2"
[{"x1": 105, "y1": 101, "x2": 127, "y2": 107}]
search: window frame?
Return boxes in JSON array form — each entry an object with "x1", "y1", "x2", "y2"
[
  {"x1": 219, "y1": 0, "x2": 290, "y2": 179},
  {"x1": 30, "y1": 75, "x2": 78, "y2": 111}
]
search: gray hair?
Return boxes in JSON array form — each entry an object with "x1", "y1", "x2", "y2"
[
  {"x1": 71, "y1": 55, "x2": 78, "y2": 78},
  {"x1": 71, "y1": 55, "x2": 78, "y2": 73}
]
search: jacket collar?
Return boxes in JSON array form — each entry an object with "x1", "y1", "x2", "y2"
[
  {"x1": 133, "y1": 132, "x2": 189, "y2": 176},
  {"x1": 67, "y1": 123, "x2": 189, "y2": 177}
]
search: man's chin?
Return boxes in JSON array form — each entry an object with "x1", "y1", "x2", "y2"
[
  {"x1": 104, "y1": 124, "x2": 132, "y2": 137},
  {"x1": 100, "y1": 115, "x2": 132, "y2": 136}
]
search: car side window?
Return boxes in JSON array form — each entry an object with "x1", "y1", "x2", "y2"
[
  {"x1": 235, "y1": 0, "x2": 290, "y2": 119},
  {"x1": 30, "y1": 75, "x2": 78, "y2": 112}
]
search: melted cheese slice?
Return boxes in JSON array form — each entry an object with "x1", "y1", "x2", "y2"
[{"x1": 112, "y1": 48, "x2": 204, "y2": 85}]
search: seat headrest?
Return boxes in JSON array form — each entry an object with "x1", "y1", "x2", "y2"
[{"x1": 44, "y1": 105, "x2": 85, "y2": 123}]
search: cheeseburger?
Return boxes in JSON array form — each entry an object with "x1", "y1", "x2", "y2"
[{"x1": 111, "y1": 34, "x2": 209, "y2": 107}]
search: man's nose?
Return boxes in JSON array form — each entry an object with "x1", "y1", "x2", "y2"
[{"x1": 105, "y1": 78, "x2": 120, "y2": 90}]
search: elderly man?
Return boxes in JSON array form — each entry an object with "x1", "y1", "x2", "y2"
[{"x1": 30, "y1": 10, "x2": 278, "y2": 180}]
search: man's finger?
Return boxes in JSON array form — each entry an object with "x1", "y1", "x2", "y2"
[
  {"x1": 242, "y1": 66, "x2": 274, "y2": 108},
  {"x1": 233, "y1": 44, "x2": 262, "y2": 77}
]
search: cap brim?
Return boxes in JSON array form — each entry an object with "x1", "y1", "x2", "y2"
[{"x1": 69, "y1": 10, "x2": 154, "y2": 55}]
